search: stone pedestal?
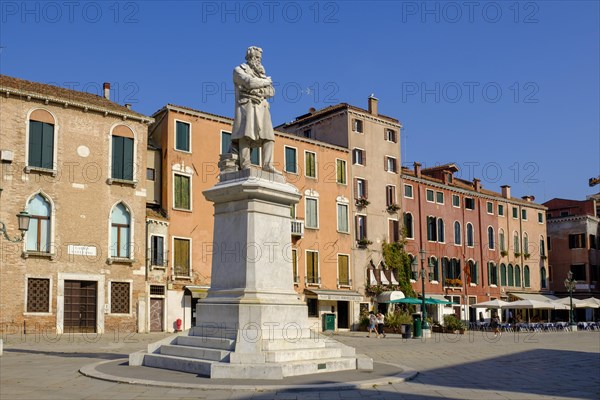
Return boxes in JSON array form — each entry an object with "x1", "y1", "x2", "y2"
[{"x1": 135, "y1": 168, "x2": 368, "y2": 379}]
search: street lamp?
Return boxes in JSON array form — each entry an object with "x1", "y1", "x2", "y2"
[
  {"x1": 564, "y1": 270, "x2": 576, "y2": 327},
  {"x1": 412, "y1": 249, "x2": 433, "y2": 330},
  {"x1": 0, "y1": 210, "x2": 31, "y2": 242}
]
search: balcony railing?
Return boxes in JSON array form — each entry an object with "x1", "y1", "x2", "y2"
[{"x1": 291, "y1": 219, "x2": 304, "y2": 237}]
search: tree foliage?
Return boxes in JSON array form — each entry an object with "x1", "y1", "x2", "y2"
[{"x1": 382, "y1": 241, "x2": 416, "y2": 299}]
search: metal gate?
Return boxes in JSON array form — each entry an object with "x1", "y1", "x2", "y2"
[{"x1": 64, "y1": 280, "x2": 97, "y2": 333}]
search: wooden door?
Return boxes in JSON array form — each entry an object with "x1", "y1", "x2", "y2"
[{"x1": 64, "y1": 280, "x2": 97, "y2": 333}]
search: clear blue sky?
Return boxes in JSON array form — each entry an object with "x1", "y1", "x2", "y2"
[{"x1": 2, "y1": 1, "x2": 598, "y2": 202}]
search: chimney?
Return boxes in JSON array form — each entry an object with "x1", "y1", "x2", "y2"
[
  {"x1": 368, "y1": 94, "x2": 378, "y2": 116},
  {"x1": 501, "y1": 185, "x2": 511, "y2": 199},
  {"x1": 473, "y1": 178, "x2": 481, "y2": 192},
  {"x1": 414, "y1": 162, "x2": 421, "y2": 178},
  {"x1": 521, "y1": 195, "x2": 535, "y2": 202},
  {"x1": 309, "y1": 107, "x2": 316, "y2": 114},
  {"x1": 103, "y1": 82, "x2": 110, "y2": 100},
  {"x1": 125, "y1": 103, "x2": 132, "y2": 110}
]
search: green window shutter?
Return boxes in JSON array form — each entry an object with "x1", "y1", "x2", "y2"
[
  {"x1": 338, "y1": 255, "x2": 349, "y2": 285},
  {"x1": 174, "y1": 175, "x2": 191, "y2": 209},
  {"x1": 221, "y1": 132, "x2": 231, "y2": 154},
  {"x1": 28, "y1": 121, "x2": 43, "y2": 167},
  {"x1": 122, "y1": 137, "x2": 134, "y2": 180},
  {"x1": 176, "y1": 122, "x2": 190, "y2": 151},
  {"x1": 41, "y1": 122, "x2": 54, "y2": 169},
  {"x1": 112, "y1": 136, "x2": 124, "y2": 179},
  {"x1": 487, "y1": 263, "x2": 491, "y2": 286},
  {"x1": 285, "y1": 147, "x2": 296, "y2": 173}
]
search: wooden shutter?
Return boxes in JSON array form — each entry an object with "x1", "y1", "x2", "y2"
[
  {"x1": 28, "y1": 121, "x2": 43, "y2": 167},
  {"x1": 122, "y1": 137, "x2": 134, "y2": 180},
  {"x1": 338, "y1": 255, "x2": 349, "y2": 285},
  {"x1": 364, "y1": 180, "x2": 368, "y2": 199},
  {"x1": 355, "y1": 216, "x2": 360, "y2": 240},
  {"x1": 112, "y1": 136, "x2": 123, "y2": 179}
]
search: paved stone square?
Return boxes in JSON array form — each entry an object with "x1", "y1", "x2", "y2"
[{"x1": 1, "y1": 330, "x2": 599, "y2": 399}]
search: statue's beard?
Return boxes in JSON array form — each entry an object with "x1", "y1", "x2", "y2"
[{"x1": 248, "y1": 59, "x2": 266, "y2": 77}]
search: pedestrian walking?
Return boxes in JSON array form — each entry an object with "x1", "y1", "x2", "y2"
[
  {"x1": 376, "y1": 312, "x2": 386, "y2": 338},
  {"x1": 367, "y1": 311, "x2": 377, "y2": 337}
]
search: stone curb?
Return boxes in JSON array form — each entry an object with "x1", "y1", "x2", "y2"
[{"x1": 79, "y1": 359, "x2": 418, "y2": 391}]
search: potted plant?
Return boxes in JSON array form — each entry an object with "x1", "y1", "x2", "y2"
[
  {"x1": 443, "y1": 315, "x2": 466, "y2": 334},
  {"x1": 355, "y1": 197, "x2": 370, "y2": 207},
  {"x1": 524, "y1": 253, "x2": 531, "y2": 260},
  {"x1": 444, "y1": 278, "x2": 462, "y2": 287},
  {"x1": 501, "y1": 250, "x2": 508, "y2": 257},
  {"x1": 386, "y1": 203, "x2": 400, "y2": 213},
  {"x1": 357, "y1": 238, "x2": 373, "y2": 247},
  {"x1": 514, "y1": 252, "x2": 521, "y2": 258},
  {"x1": 541, "y1": 255, "x2": 547, "y2": 260}
]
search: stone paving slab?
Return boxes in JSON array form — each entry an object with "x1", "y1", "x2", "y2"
[{"x1": 1, "y1": 330, "x2": 599, "y2": 399}]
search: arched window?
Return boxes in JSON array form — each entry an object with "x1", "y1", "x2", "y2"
[
  {"x1": 454, "y1": 221, "x2": 461, "y2": 245},
  {"x1": 403, "y1": 213, "x2": 413, "y2": 239},
  {"x1": 468, "y1": 260, "x2": 478, "y2": 284},
  {"x1": 429, "y1": 256, "x2": 439, "y2": 282},
  {"x1": 500, "y1": 263, "x2": 507, "y2": 286},
  {"x1": 513, "y1": 232, "x2": 520, "y2": 253},
  {"x1": 524, "y1": 265, "x2": 530, "y2": 287},
  {"x1": 27, "y1": 109, "x2": 56, "y2": 169},
  {"x1": 523, "y1": 233, "x2": 529, "y2": 256},
  {"x1": 447, "y1": 258, "x2": 461, "y2": 280},
  {"x1": 437, "y1": 219, "x2": 445, "y2": 243},
  {"x1": 488, "y1": 226, "x2": 495, "y2": 250},
  {"x1": 489, "y1": 262, "x2": 498, "y2": 286},
  {"x1": 515, "y1": 265, "x2": 521, "y2": 287},
  {"x1": 427, "y1": 216, "x2": 437, "y2": 241},
  {"x1": 111, "y1": 203, "x2": 131, "y2": 258},
  {"x1": 541, "y1": 267, "x2": 547, "y2": 289},
  {"x1": 466, "y1": 223, "x2": 474, "y2": 247},
  {"x1": 111, "y1": 125, "x2": 135, "y2": 181},
  {"x1": 499, "y1": 229, "x2": 505, "y2": 252},
  {"x1": 540, "y1": 236, "x2": 546, "y2": 257},
  {"x1": 26, "y1": 194, "x2": 51, "y2": 252},
  {"x1": 442, "y1": 257, "x2": 450, "y2": 282},
  {"x1": 508, "y1": 264, "x2": 514, "y2": 286}
]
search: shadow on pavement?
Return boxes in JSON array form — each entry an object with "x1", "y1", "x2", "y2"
[{"x1": 4, "y1": 348, "x2": 124, "y2": 360}]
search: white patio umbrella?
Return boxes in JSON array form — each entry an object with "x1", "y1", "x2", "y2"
[
  {"x1": 503, "y1": 299, "x2": 568, "y2": 310},
  {"x1": 553, "y1": 297, "x2": 600, "y2": 309},
  {"x1": 583, "y1": 297, "x2": 600, "y2": 307},
  {"x1": 377, "y1": 291, "x2": 405, "y2": 303},
  {"x1": 470, "y1": 299, "x2": 509, "y2": 309}
]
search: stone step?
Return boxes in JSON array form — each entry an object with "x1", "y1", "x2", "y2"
[
  {"x1": 262, "y1": 338, "x2": 327, "y2": 351},
  {"x1": 160, "y1": 344, "x2": 230, "y2": 361},
  {"x1": 176, "y1": 335, "x2": 235, "y2": 350},
  {"x1": 281, "y1": 357, "x2": 357, "y2": 377},
  {"x1": 143, "y1": 353, "x2": 214, "y2": 376},
  {"x1": 189, "y1": 326, "x2": 237, "y2": 339},
  {"x1": 264, "y1": 347, "x2": 342, "y2": 363}
]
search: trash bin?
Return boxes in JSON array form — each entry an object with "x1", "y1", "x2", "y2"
[
  {"x1": 412, "y1": 313, "x2": 423, "y2": 338},
  {"x1": 322, "y1": 313, "x2": 336, "y2": 332},
  {"x1": 401, "y1": 324, "x2": 412, "y2": 339}
]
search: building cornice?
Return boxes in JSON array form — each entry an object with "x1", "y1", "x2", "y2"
[
  {"x1": 0, "y1": 86, "x2": 154, "y2": 125},
  {"x1": 547, "y1": 214, "x2": 599, "y2": 224}
]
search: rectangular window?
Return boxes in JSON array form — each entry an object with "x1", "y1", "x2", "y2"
[
  {"x1": 498, "y1": 204, "x2": 505, "y2": 216},
  {"x1": 27, "y1": 278, "x2": 50, "y2": 313},
  {"x1": 591, "y1": 265, "x2": 600, "y2": 283},
  {"x1": 146, "y1": 168, "x2": 155, "y2": 181},
  {"x1": 353, "y1": 119, "x2": 363, "y2": 133},
  {"x1": 512, "y1": 207, "x2": 518, "y2": 219},
  {"x1": 385, "y1": 156, "x2": 397, "y2": 173},
  {"x1": 174, "y1": 174, "x2": 191, "y2": 210},
  {"x1": 452, "y1": 194, "x2": 460, "y2": 208},
  {"x1": 336, "y1": 159, "x2": 346, "y2": 184},
  {"x1": 355, "y1": 178, "x2": 367, "y2": 199},
  {"x1": 306, "y1": 251, "x2": 319, "y2": 284},
  {"x1": 284, "y1": 146, "x2": 297, "y2": 173},
  {"x1": 487, "y1": 202, "x2": 493, "y2": 214},
  {"x1": 111, "y1": 136, "x2": 134, "y2": 180},
  {"x1": 175, "y1": 121, "x2": 190, "y2": 152},
  {"x1": 385, "y1": 129, "x2": 397, "y2": 143},
  {"x1": 404, "y1": 184, "x2": 413, "y2": 199},
  {"x1": 548, "y1": 236, "x2": 552, "y2": 251},
  {"x1": 352, "y1": 148, "x2": 365, "y2": 165},
  {"x1": 151, "y1": 236, "x2": 165, "y2": 266},
  {"x1": 305, "y1": 198, "x2": 318, "y2": 228},
  {"x1": 521, "y1": 209, "x2": 528, "y2": 220},
  {"x1": 389, "y1": 220, "x2": 400, "y2": 242},
  {"x1": 538, "y1": 212, "x2": 544, "y2": 223},
  {"x1": 590, "y1": 235, "x2": 597, "y2": 249},
  {"x1": 386, "y1": 185, "x2": 396, "y2": 207},
  {"x1": 173, "y1": 238, "x2": 191, "y2": 277},
  {"x1": 305, "y1": 151, "x2": 316, "y2": 178},
  {"x1": 110, "y1": 282, "x2": 130, "y2": 314},
  {"x1": 28, "y1": 120, "x2": 54, "y2": 169},
  {"x1": 292, "y1": 249, "x2": 298, "y2": 283},
  {"x1": 355, "y1": 215, "x2": 367, "y2": 240},
  {"x1": 150, "y1": 285, "x2": 165, "y2": 296},
  {"x1": 465, "y1": 198, "x2": 475, "y2": 210},
  {"x1": 338, "y1": 255, "x2": 350, "y2": 286},
  {"x1": 570, "y1": 264, "x2": 586, "y2": 281},
  {"x1": 426, "y1": 189, "x2": 434, "y2": 202},
  {"x1": 436, "y1": 191, "x2": 444, "y2": 204},
  {"x1": 568, "y1": 233, "x2": 586, "y2": 249},
  {"x1": 221, "y1": 131, "x2": 231, "y2": 154},
  {"x1": 337, "y1": 203, "x2": 349, "y2": 233},
  {"x1": 303, "y1": 129, "x2": 312, "y2": 138}
]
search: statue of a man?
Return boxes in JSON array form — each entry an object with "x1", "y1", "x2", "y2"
[{"x1": 231, "y1": 46, "x2": 276, "y2": 172}]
